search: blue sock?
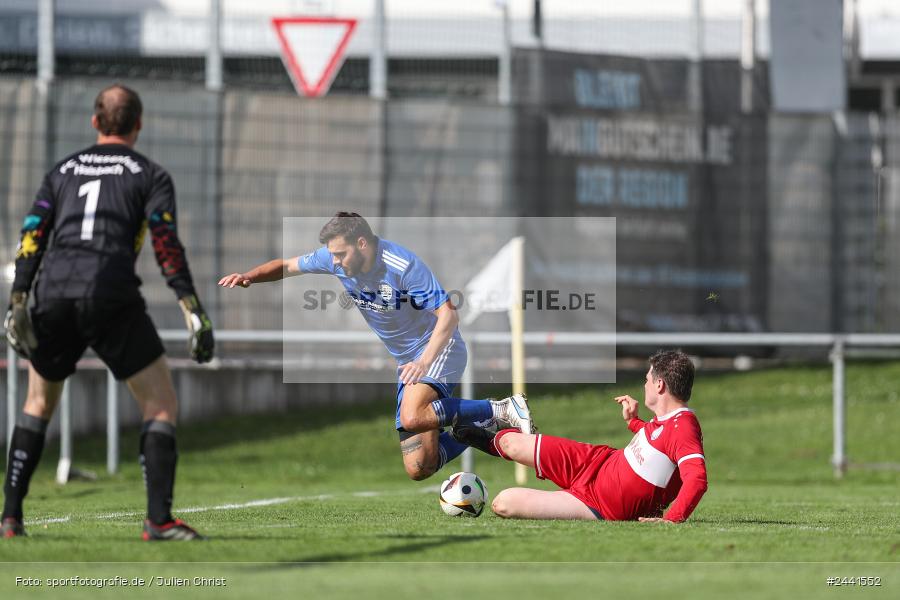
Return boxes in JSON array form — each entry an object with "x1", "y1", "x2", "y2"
[
  {"x1": 430, "y1": 398, "x2": 493, "y2": 428},
  {"x1": 436, "y1": 432, "x2": 468, "y2": 471}
]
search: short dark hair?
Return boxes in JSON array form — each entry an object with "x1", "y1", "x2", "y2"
[
  {"x1": 649, "y1": 350, "x2": 695, "y2": 402},
  {"x1": 94, "y1": 84, "x2": 142, "y2": 136},
  {"x1": 318, "y1": 212, "x2": 377, "y2": 245}
]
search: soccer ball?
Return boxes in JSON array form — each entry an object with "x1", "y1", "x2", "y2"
[{"x1": 439, "y1": 472, "x2": 488, "y2": 518}]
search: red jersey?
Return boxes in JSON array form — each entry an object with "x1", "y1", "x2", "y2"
[{"x1": 594, "y1": 407, "x2": 707, "y2": 521}]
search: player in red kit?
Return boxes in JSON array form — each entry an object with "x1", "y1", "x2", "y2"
[{"x1": 486, "y1": 350, "x2": 708, "y2": 522}]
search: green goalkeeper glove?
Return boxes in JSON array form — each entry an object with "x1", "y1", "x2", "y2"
[
  {"x1": 178, "y1": 294, "x2": 215, "y2": 364},
  {"x1": 5, "y1": 291, "x2": 38, "y2": 359}
]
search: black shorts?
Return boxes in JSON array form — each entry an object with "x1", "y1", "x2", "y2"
[{"x1": 29, "y1": 296, "x2": 165, "y2": 382}]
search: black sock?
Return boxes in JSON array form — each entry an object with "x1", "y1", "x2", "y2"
[
  {"x1": 139, "y1": 420, "x2": 178, "y2": 525},
  {"x1": 2, "y1": 415, "x2": 49, "y2": 522}
]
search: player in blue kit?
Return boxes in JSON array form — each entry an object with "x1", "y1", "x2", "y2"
[{"x1": 219, "y1": 212, "x2": 534, "y2": 480}]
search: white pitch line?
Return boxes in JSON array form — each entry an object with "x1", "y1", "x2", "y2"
[
  {"x1": 26, "y1": 487, "x2": 439, "y2": 527},
  {"x1": 27, "y1": 516, "x2": 72, "y2": 525},
  {"x1": 91, "y1": 494, "x2": 336, "y2": 521},
  {"x1": 180, "y1": 495, "x2": 335, "y2": 514}
]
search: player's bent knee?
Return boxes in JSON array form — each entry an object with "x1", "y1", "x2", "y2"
[
  {"x1": 402, "y1": 448, "x2": 439, "y2": 480},
  {"x1": 496, "y1": 431, "x2": 520, "y2": 456},
  {"x1": 491, "y1": 490, "x2": 514, "y2": 518},
  {"x1": 404, "y1": 462, "x2": 436, "y2": 481},
  {"x1": 398, "y1": 412, "x2": 427, "y2": 433}
]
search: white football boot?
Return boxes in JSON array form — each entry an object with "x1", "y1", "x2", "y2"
[{"x1": 490, "y1": 393, "x2": 535, "y2": 434}]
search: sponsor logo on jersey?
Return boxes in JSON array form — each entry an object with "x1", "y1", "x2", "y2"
[
  {"x1": 627, "y1": 436, "x2": 645, "y2": 465},
  {"x1": 379, "y1": 283, "x2": 394, "y2": 302},
  {"x1": 651, "y1": 426, "x2": 664, "y2": 441},
  {"x1": 346, "y1": 291, "x2": 393, "y2": 313},
  {"x1": 59, "y1": 154, "x2": 144, "y2": 176},
  {"x1": 78, "y1": 153, "x2": 143, "y2": 173},
  {"x1": 624, "y1": 429, "x2": 677, "y2": 488}
]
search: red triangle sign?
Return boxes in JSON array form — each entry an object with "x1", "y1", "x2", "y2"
[{"x1": 271, "y1": 17, "x2": 358, "y2": 98}]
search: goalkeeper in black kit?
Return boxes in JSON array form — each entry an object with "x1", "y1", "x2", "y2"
[{"x1": 2, "y1": 84, "x2": 214, "y2": 540}]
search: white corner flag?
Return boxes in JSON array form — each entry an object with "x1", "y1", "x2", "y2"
[
  {"x1": 463, "y1": 236, "x2": 524, "y2": 325},
  {"x1": 463, "y1": 236, "x2": 529, "y2": 485}
]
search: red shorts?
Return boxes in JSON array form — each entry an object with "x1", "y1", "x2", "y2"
[{"x1": 534, "y1": 434, "x2": 616, "y2": 518}]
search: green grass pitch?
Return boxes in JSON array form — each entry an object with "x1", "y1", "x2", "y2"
[{"x1": 0, "y1": 362, "x2": 898, "y2": 598}]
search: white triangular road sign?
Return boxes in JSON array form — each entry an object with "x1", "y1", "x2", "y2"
[{"x1": 271, "y1": 17, "x2": 357, "y2": 98}]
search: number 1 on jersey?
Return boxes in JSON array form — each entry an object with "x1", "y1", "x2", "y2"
[{"x1": 79, "y1": 179, "x2": 101, "y2": 241}]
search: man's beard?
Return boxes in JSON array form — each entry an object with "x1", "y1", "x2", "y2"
[{"x1": 345, "y1": 254, "x2": 364, "y2": 276}]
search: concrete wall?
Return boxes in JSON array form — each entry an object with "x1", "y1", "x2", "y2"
[
  {"x1": 767, "y1": 115, "x2": 837, "y2": 332},
  {"x1": 767, "y1": 113, "x2": 884, "y2": 333},
  {"x1": 881, "y1": 116, "x2": 900, "y2": 331}
]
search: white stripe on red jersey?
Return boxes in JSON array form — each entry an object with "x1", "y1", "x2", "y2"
[{"x1": 623, "y1": 429, "x2": 678, "y2": 488}]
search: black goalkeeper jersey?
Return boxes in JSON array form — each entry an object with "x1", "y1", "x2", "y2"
[{"x1": 12, "y1": 143, "x2": 196, "y2": 301}]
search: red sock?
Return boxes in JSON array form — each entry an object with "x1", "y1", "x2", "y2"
[{"x1": 491, "y1": 428, "x2": 518, "y2": 460}]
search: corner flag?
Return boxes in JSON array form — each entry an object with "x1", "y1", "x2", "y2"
[
  {"x1": 463, "y1": 237, "x2": 524, "y2": 325},
  {"x1": 463, "y1": 236, "x2": 529, "y2": 484}
]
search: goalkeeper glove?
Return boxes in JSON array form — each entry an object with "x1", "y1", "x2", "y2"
[
  {"x1": 178, "y1": 294, "x2": 215, "y2": 364},
  {"x1": 5, "y1": 291, "x2": 38, "y2": 359}
]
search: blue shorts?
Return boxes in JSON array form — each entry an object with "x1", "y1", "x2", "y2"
[{"x1": 395, "y1": 336, "x2": 467, "y2": 431}]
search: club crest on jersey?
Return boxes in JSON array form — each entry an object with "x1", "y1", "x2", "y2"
[
  {"x1": 379, "y1": 283, "x2": 394, "y2": 302},
  {"x1": 651, "y1": 426, "x2": 664, "y2": 441}
]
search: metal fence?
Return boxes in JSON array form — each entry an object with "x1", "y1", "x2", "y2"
[{"x1": 1, "y1": 75, "x2": 897, "y2": 336}]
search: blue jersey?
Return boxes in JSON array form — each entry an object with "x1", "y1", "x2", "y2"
[{"x1": 298, "y1": 238, "x2": 462, "y2": 364}]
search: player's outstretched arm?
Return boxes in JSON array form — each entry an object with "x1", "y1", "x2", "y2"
[{"x1": 218, "y1": 257, "x2": 302, "y2": 288}]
